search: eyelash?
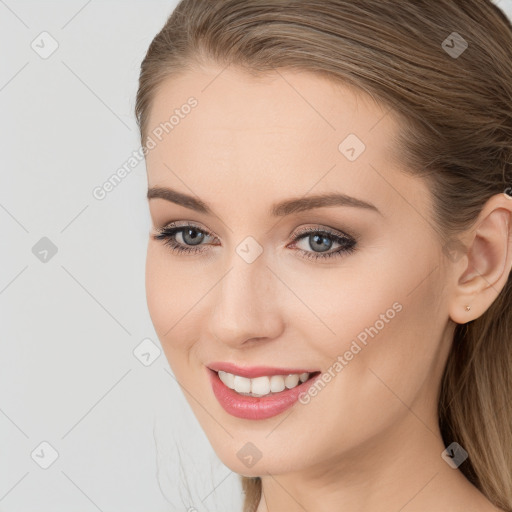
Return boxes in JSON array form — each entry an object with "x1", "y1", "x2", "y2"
[{"x1": 152, "y1": 222, "x2": 357, "y2": 261}]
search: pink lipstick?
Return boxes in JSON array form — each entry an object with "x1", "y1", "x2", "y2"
[{"x1": 207, "y1": 363, "x2": 321, "y2": 420}]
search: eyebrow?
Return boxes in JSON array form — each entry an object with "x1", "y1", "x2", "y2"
[{"x1": 147, "y1": 186, "x2": 381, "y2": 216}]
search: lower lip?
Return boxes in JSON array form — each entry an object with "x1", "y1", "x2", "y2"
[{"x1": 208, "y1": 368, "x2": 321, "y2": 420}]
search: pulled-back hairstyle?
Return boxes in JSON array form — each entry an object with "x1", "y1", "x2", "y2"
[{"x1": 135, "y1": 1, "x2": 512, "y2": 511}]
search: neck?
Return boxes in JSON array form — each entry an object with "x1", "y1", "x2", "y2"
[{"x1": 255, "y1": 413, "x2": 490, "y2": 512}]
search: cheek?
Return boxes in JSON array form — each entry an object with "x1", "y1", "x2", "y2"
[
  {"x1": 294, "y1": 245, "x2": 444, "y2": 402},
  {"x1": 273, "y1": 263, "x2": 444, "y2": 464},
  {"x1": 321, "y1": 258, "x2": 444, "y2": 410},
  {"x1": 145, "y1": 244, "x2": 203, "y2": 353},
  {"x1": 281, "y1": 257, "x2": 402, "y2": 361},
  {"x1": 145, "y1": 245, "x2": 172, "y2": 337}
]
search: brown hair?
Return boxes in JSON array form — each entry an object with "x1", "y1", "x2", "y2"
[{"x1": 135, "y1": 1, "x2": 512, "y2": 511}]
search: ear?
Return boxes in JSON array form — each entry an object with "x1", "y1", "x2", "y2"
[{"x1": 448, "y1": 192, "x2": 512, "y2": 324}]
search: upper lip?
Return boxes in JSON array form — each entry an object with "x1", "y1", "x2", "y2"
[{"x1": 207, "y1": 362, "x2": 320, "y2": 378}]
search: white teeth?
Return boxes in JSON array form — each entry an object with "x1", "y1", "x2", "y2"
[
  {"x1": 217, "y1": 370, "x2": 311, "y2": 397},
  {"x1": 284, "y1": 374, "x2": 299, "y2": 389},
  {"x1": 218, "y1": 371, "x2": 234, "y2": 389},
  {"x1": 233, "y1": 375, "x2": 251, "y2": 394},
  {"x1": 251, "y1": 376, "x2": 271, "y2": 396},
  {"x1": 269, "y1": 375, "x2": 285, "y2": 393}
]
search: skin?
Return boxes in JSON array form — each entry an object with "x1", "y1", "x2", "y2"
[{"x1": 144, "y1": 63, "x2": 512, "y2": 512}]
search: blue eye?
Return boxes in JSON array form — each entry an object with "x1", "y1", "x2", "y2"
[
  {"x1": 152, "y1": 223, "x2": 357, "y2": 261},
  {"x1": 153, "y1": 224, "x2": 217, "y2": 255},
  {"x1": 291, "y1": 227, "x2": 357, "y2": 260}
]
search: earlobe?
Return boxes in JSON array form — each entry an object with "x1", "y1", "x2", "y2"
[
  {"x1": 449, "y1": 303, "x2": 475, "y2": 325},
  {"x1": 448, "y1": 193, "x2": 512, "y2": 325}
]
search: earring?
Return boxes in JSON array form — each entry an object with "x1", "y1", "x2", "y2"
[{"x1": 465, "y1": 305, "x2": 471, "y2": 311}]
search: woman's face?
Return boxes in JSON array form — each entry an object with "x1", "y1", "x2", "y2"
[{"x1": 144, "y1": 64, "x2": 455, "y2": 477}]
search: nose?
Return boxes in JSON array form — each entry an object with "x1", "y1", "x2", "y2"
[{"x1": 206, "y1": 251, "x2": 285, "y2": 347}]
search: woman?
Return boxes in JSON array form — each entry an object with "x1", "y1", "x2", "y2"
[{"x1": 135, "y1": 1, "x2": 512, "y2": 511}]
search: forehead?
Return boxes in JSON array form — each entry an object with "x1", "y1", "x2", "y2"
[
  {"x1": 146, "y1": 63, "x2": 394, "y2": 148},
  {"x1": 144, "y1": 64, "x2": 426, "y2": 220}
]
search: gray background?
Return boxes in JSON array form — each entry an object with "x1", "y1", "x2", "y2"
[{"x1": 1, "y1": 1, "x2": 511, "y2": 510}]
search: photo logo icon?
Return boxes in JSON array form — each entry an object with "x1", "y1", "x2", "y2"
[
  {"x1": 32, "y1": 237, "x2": 58, "y2": 263},
  {"x1": 441, "y1": 441, "x2": 468, "y2": 469},
  {"x1": 442, "y1": 32, "x2": 468, "y2": 59},
  {"x1": 31, "y1": 441, "x2": 59, "y2": 469},
  {"x1": 31, "y1": 31, "x2": 59, "y2": 59},
  {"x1": 339, "y1": 133, "x2": 366, "y2": 162},
  {"x1": 236, "y1": 236, "x2": 263, "y2": 264},
  {"x1": 237, "y1": 442, "x2": 262, "y2": 468},
  {"x1": 133, "y1": 338, "x2": 161, "y2": 366}
]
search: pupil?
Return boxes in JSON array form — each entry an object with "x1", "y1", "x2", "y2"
[
  {"x1": 311, "y1": 234, "x2": 331, "y2": 252},
  {"x1": 184, "y1": 228, "x2": 204, "y2": 246}
]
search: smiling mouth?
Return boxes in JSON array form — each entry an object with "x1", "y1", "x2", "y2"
[
  {"x1": 207, "y1": 366, "x2": 323, "y2": 420},
  {"x1": 211, "y1": 369, "x2": 321, "y2": 397}
]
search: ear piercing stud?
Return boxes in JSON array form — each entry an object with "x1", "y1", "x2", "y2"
[{"x1": 465, "y1": 305, "x2": 471, "y2": 311}]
